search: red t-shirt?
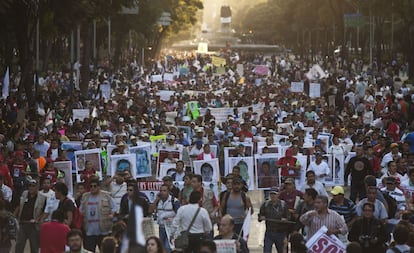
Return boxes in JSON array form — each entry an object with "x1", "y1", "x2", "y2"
[
  {"x1": 81, "y1": 169, "x2": 96, "y2": 191},
  {"x1": 40, "y1": 221, "x2": 70, "y2": 253},
  {"x1": 42, "y1": 168, "x2": 58, "y2": 184},
  {"x1": 276, "y1": 157, "x2": 299, "y2": 177}
]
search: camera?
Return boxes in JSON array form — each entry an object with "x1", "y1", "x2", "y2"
[{"x1": 359, "y1": 235, "x2": 372, "y2": 248}]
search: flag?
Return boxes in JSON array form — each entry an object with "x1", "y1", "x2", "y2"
[
  {"x1": 242, "y1": 208, "x2": 251, "y2": 241},
  {"x1": 122, "y1": 204, "x2": 146, "y2": 253},
  {"x1": 2, "y1": 67, "x2": 9, "y2": 99}
]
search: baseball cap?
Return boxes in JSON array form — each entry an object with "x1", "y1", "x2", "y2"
[
  {"x1": 26, "y1": 176, "x2": 37, "y2": 185},
  {"x1": 330, "y1": 186, "x2": 344, "y2": 195}
]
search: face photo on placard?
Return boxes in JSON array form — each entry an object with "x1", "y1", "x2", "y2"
[
  {"x1": 61, "y1": 142, "x2": 83, "y2": 172},
  {"x1": 110, "y1": 154, "x2": 137, "y2": 178},
  {"x1": 193, "y1": 158, "x2": 219, "y2": 183},
  {"x1": 129, "y1": 145, "x2": 152, "y2": 178},
  {"x1": 228, "y1": 157, "x2": 254, "y2": 190},
  {"x1": 53, "y1": 161, "x2": 73, "y2": 195},
  {"x1": 255, "y1": 155, "x2": 280, "y2": 189},
  {"x1": 159, "y1": 163, "x2": 177, "y2": 179},
  {"x1": 75, "y1": 149, "x2": 102, "y2": 180},
  {"x1": 142, "y1": 191, "x2": 159, "y2": 203},
  {"x1": 331, "y1": 154, "x2": 345, "y2": 185},
  {"x1": 158, "y1": 149, "x2": 181, "y2": 176}
]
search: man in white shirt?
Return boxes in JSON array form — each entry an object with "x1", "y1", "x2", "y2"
[
  {"x1": 307, "y1": 153, "x2": 330, "y2": 184},
  {"x1": 34, "y1": 135, "x2": 50, "y2": 157},
  {"x1": 401, "y1": 168, "x2": 414, "y2": 206},
  {"x1": 104, "y1": 173, "x2": 127, "y2": 214},
  {"x1": 381, "y1": 177, "x2": 406, "y2": 226},
  {"x1": 381, "y1": 143, "x2": 401, "y2": 174},
  {"x1": 300, "y1": 170, "x2": 328, "y2": 197},
  {"x1": 172, "y1": 160, "x2": 186, "y2": 182},
  {"x1": 0, "y1": 175, "x2": 12, "y2": 203},
  {"x1": 171, "y1": 191, "x2": 212, "y2": 252}
]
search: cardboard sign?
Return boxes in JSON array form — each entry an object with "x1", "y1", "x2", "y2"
[
  {"x1": 214, "y1": 240, "x2": 237, "y2": 253},
  {"x1": 291, "y1": 82, "x2": 304, "y2": 93},
  {"x1": 72, "y1": 109, "x2": 90, "y2": 121},
  {"x1": 306, "y1": 226, "x2": 346, "y2": 253}
]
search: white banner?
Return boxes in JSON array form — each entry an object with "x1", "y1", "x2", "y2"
[
  {"x1": 290, "y1": 82, "x2": 304, "y2": 93},
  {"x1": 309, "y1": 83, "x2": 321, "y2": 98},
  {"x1": 72, "y1": 109, "x2": 90, "y2": 121}
]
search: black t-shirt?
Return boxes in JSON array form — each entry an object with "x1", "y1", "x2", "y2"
[
  {"x1": 20, "y1": 194, "x2": 37, "y2": 221},
  {"x1": 345, "y1": 156, "x2": 373, "y2": 183},
  {"x1": 58, "y1": 198, "x2": 75, "y2": 219}
]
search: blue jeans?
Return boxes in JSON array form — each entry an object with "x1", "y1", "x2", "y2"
[
  {"x1": 264, "y1": 231, "x2": 286, "y2": 253},
  {"x1": 159, "y1": 226, "x2": 171, "y2": 253}
]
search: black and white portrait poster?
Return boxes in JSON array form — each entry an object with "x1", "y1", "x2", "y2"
[
  {"x1": 110, "y1": 154, "x2": 137, "y2": 178},
  {"x1": 193, "y1": 158, "x2": 220, "y2": 183},
  {"x1": 129, "y1": 144, "x2": 152, "y2": 178},
  {"x1": 227, "y1": 157, "x2": 254, "y2": 190}
]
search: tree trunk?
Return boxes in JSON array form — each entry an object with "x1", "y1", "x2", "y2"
[{"x1": 80, "y1": 23, "x2": 92, "y2": 97}]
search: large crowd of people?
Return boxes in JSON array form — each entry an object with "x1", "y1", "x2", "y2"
[{"x1": 1, "y1": 49, "x2": 414, "y2": 253}]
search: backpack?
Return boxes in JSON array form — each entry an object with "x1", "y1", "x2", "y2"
[
  {"x1": 382, "y1": 191, "x2": 398, "y2": 219},
  {"x1": 221, "y1": 191, "x2": 247, "y2": 215},
  {"x1": 0, "y1": 211, "x2": 18, "y2": 241},
  {"x1": 65, "y1": 198, "x2": 83, "y2": 229}
]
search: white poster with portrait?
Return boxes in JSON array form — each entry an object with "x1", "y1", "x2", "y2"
[
  {"x1": 158, "y1": 163, "x2": 177, "y2": 180},
  {"x1": 227, "y1": 157, "x2": 254, "y2": 190},
  {"x1": 53, "y1": 161, "x2": 73, "y2": 195},
  {"x1": 193, "y1": 158, "x2": 220, "y2": 183},
  {"x1": 223, "y1": 145, "x2": 253, "y2": 177},
  {"x1": 74, "y1": 148, "x2": 102, "y2": 182},
  {"x1": 110, "y1": 154, "x2": 137, "y2": 178},
  {"x1": 129, "y1": 144, "x2": 152, "y2": 178},
  {"x1": 254, "y1": 154, "x2": 280, "y2": 190},
  {"x1": 61, "y1": 142, "x2": 83, "y2": 172},
  {"x1": 295, "y1": 154, "x2": 308, "y2": 187},
  {"x1": 325, "y1": 154, "x2": 345, "y2": 186}
]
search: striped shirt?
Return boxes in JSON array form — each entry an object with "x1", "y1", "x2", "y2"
[
  {"x1": 328, "y1": 198, "x2": 357, "y2": 223},
  {"x1": 300, "y1": 209, "x2": 348, "y2": 239}
]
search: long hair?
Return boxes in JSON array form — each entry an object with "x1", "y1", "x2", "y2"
[{"x1": 145, "y1": 236, "x2": 166, "y2": 253}]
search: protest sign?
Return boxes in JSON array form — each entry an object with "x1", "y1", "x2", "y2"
[
  {"x1": 212, "y1": 56, "x2": 226, "y2": 67},
  {"x1": 214, "y1": 240, "x2": 237, "y2": 253},
  {"x1": 72, "y1": 109, "x2": 90, "y2": 121},
  {"x1": 151, "y1": 74, "x2": 163, "y2": 82},
  {"x1": 99, "y1": 83, "x2": 111, "y2": 99},
  {"x1": 236, "y1": 64, "x2": 244, "y2": 76},
  {"x1": 254, "y1": 65, "x2": 269, "y2": 76},
  {"x1": 309, "y1": 83, "x2": 321, "y2": 98},
  {"x1": 305, "y1": 226, "x2": 346, "y2": 253},
  {"x1": 290, "y1": 82, "x2": 304, "y2": 93}
]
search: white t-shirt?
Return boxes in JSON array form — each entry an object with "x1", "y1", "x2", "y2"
[
  {"x1": 110, "y1": 182, "x2": 127, "y2": 213},
  {"x1": 307, "y1": 161, "x2": 330, "y2": 183}
]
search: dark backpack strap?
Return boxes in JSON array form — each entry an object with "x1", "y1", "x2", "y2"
[
  {"x1": 391, "y1": 246, "x2": 402, "y2": 253},
  {"x1": 187, "y1": 207, "x2": 201, "y2": 232}
]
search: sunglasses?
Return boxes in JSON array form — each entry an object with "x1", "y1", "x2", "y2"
[{"x1": 90, "y1": 184, "x2": 98, "y2": 188}]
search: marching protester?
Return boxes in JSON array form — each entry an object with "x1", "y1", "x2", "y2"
[
  {"x1": 219, "y1": 175, "x2": 253, "y2": 235},
  {"x1": 348, "y1": 203, "x2": 387, "y2": 252},
  {"x1": 258, "y1": 187, "x2": 291, "y2": 253},
  {"x1": 171, "y1": 191, "x2": 212, "y2": 253},
  {"x1": 214, "y1": 214, "x2": 249, "y2": 253},
  {"x1": 299, "y1": 195, "x2": 348, "y2": 239}
]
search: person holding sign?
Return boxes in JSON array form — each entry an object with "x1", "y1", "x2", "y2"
[
  {"x1": 214, "y1": 214, "x2": 249, "y2": 253},
  {"x1": 275, "y1": 149, "x2": 301, "y2": 183},
  {"x1": 299, "y1": 195, "x2": 348, "y2": 239}
]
